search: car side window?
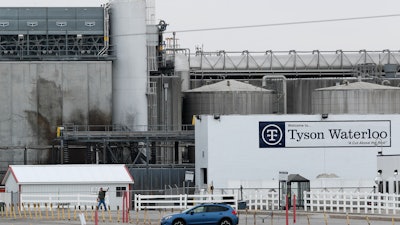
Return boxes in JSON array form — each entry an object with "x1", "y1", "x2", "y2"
[
  {"x1": 192, "y1": 206, "x2": 206, "y2": 213},
  {"x1": 207, "y1": 206, "x2": 228, "y2": 212}
]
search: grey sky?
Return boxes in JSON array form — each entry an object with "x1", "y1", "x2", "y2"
[{"x1": 6, "y1": 0, "x2": 400, "y2": 52}]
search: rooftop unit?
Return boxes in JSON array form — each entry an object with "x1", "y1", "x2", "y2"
[{"x1": 0, "y1": 7, "x2": 111, "y2": 60}]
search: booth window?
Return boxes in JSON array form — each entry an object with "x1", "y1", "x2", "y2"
[
  {"x1": 201, "y1": 168, "x2": 207, "y2": 184},
  {"x1": 116, "y1": 186, "x2": 126, "y2": 197}
]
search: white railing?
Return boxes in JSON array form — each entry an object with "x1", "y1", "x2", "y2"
[
  {"x1": 247, "y1": 192, "x2": 279, "y2": 211},
  {"x1": 13, "y1": 191, "x2": 400, "y2": 215},
  {"x1": 304, "y1": 191, "x2": 400, "y2": 215},
  {"x1": 134, "y1": 194, "x2": 237, "y2": 211},
  {"x1": 20, "y1": 193, "x2": 99, "y2": 209}
]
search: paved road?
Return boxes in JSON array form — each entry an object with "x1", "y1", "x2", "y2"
[{"x1": 0, "y1": 210, "x2": 399, "y2": 225}]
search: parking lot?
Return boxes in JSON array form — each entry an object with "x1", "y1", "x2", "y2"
[{"x1": 1, "y1": 209, "x2": 400, "y2": 225}]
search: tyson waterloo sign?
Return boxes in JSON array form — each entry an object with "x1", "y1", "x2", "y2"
[{"x1": 259, "y1": 120, "x2": 391, "y2": 148}]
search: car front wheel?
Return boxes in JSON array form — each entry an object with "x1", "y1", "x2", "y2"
[
  {"x1": 172, "y1": 219, "x2": 185, "y2": 225},
  {"x1": 220, "y1": 218, "x2": 232, "y2": 225}
]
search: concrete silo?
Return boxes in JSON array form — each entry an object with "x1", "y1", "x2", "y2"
[
  {"x1": 183, "y1": 80, "x2": 275, "y2": 124},
  {"x1": 110, "y1": 0, "x2": 148, "y2": 130},
  {"x1": 312, "y1": 81, "x2": 400, "y2": 114}
]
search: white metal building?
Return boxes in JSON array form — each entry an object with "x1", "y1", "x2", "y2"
[
  {"x1": 194, "y1": 114, "x2": 400, "y2": 192},
  {"x1": 376, "y1": 155, "x2": 400, "y2": 194},
  {"x1": 1, "y1": 164, "x2": 134, "y2": 210}
]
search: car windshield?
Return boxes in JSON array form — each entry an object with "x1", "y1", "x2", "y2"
[{"x1": 182, "y1": 208, "x2": 192, "y2": 213}]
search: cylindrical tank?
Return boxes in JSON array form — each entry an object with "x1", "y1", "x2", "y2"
[
  {"x1": 111, "y1": 0, "x2": 148, "y2": 130},
  {"x1": 182, "y1": 80, "x2": 275, "y2": 124},
  {"x1": 312, "y1": 81, "x2": 400, "y2": 114},
  {"x1": 148, "y1": 75, "x2": 182, "y2": 164},
  {"x1": 148, "y1": 76, "x2": 182, "y2": 130}
]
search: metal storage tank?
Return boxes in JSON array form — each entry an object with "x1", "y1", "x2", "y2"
[
  {"x1": 148, "y1": 76, "x2": 182, "y2": 130},
  {"x1": 312, "y1": 81, "x2": 400, "y2": 114},
  {"x1": 111, "y1": 0, "x2": 148, "y2": 130},
  {"x1": 182, "y1": 80, "x2": 275, "y2": 124},
  {"x1": 147, "y1": 76, "x2": 183, "y2": 164}
]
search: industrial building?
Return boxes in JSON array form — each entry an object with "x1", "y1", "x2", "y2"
[
  {"x1": 195, "y1": 114, "x2": 397, "y2": 193},
  {"x1": 0, "y1": 0, "x2": 400, "y2": 196}
]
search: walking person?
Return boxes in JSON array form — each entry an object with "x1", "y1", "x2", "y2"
[{"x1": 97, "y1": 187, "x2": 109, "y2": 211}]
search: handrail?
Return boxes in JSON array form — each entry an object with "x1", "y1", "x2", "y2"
[{"x1": 134, "y1": 194, "x2": 237, "y2": 211}]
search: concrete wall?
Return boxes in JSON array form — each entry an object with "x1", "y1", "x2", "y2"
[{"x1": 0, "y1": 61, "x2": 112, "y2": 167}]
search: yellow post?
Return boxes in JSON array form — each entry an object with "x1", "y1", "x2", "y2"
[
  {"x1": 57, "y1": 205, "x2": 60, "y2": 220},
  {"x1": 50, "y1": 203, "x2": 54, "y2": 219},
  {"x1": 62, "y1": 205, "x2": 65, "y2": 220},
  {"x1": 144, "y1": 208, "x2": 148, "y2": 225},
  {"x1": 91, "y1": 206, "x2": 95, "y2": 222},
  {"x1": 17, "y1": 203, "x2": 22, "y2": 218},
  {"x1": 245, "y1": 209, "x2": 248, "y2": 225},
  {"x1": 33, "y1": 203, "x2": 37, "y2": 219},
  {"x1": 5, "y1": 204, "x2": 8, "y2": 218},
  {"x1": 346, "y1": 213, "x2": 350, "y2": 225},
  {"x1": 136, "y1": 208, "x2": 139, "y2": 225},
  {"x1": 84, "y1": 205, "x2": 88, "y2": 222},
  {"x1": 102, "y1": 208, "x2": 105, "y2": 222},
  {"x1": 28, "y1": 203, "x2": 32, "y2": 219},
  {"x1": 271, "y1": 211, "x2": 273, "y2": 225},
  {"x1": 78, "y1": 205, "x2": 81, "y2": 221},
  {"x1": 45, "y1": 203, "x2": 48, "y2": 219},
  {"x1": 38, "y1": 203, "x2": 42, "y2": 219},
  {"x1": 117, "y1": 205, "x2": 120, "y2": 223},
  {"x1": 366, "y1": 216, "x2": 371, "y2": 225},
  {"x1": 108, "y1": 206, "x2": 112, "y2": 223},
  {"x1": 323, "y1": 212, "x2": 328, "y2": 225},
  {"x1": 73, "y1": 205, "x2": 77, "y2": 220},
  {"x1": 67, "y1": 206, "x2": 71, "y2": 221},
  {"x1": 12, "y1": 203, "x2": 16, "y2": 219}
]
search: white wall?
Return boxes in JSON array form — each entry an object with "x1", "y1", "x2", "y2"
[
  {"x1": 195, "y1": 114, "x2": 400, "y2": 190},
  {"x1": 4, "y1": 173, "x2": 18, "y2": 193},
  {"x1": 377, "y1": 155, "x2": 400, "y2": 194},
  {"x1": 20, "y1": 184, "x2": 130, "y2": 210}
]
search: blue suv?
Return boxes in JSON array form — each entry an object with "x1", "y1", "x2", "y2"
[{"x1": 160, "y1": 203, "x2": 239, "y2": 225}]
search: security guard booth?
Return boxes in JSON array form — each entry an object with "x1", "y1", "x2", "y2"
[{"x1": 287, "y1": 174, "x2": 310, "y2": 209}]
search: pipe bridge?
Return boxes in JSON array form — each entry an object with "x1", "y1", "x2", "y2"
[
  {"x1": 55, "y1": 124, "x2": 194, "y2": 164},
  {"x1": 186, "y1": 50, "x2": 400, "y2": 79}
]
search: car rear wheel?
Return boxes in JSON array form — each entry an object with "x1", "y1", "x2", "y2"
[
  {"x1": 220, "y1": 218, "x2": 232, "y2": 225},
  {"x1": 173, "y1": 219, "x2": 185, "y2": 225}
]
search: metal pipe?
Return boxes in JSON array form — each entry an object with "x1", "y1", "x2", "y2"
[
  {"x1": 98, "y1": 3, "x2": 111, "y2": 56},
  {"x1": 262, "y1": 75, "x2": 287, "y2": 114}
]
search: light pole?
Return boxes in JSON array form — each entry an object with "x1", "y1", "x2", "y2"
[{"x1": 394, "y1": 170, "x2": 398, "y2": 194}]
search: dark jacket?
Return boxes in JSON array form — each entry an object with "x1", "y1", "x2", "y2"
[{"x1": 98, "y1": 189, "x2": 107, "y2": 200}]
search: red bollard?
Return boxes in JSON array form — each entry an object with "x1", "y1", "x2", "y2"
[
  {"x1": 94, "y1": 210, "x2": 98, "y2": 225},
  {"x1": 293, "y1": 194, "x2": 296, "y2": 223},
  {"x1": 286, "y1": 195, "x2": 289, "y2": 225}
]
